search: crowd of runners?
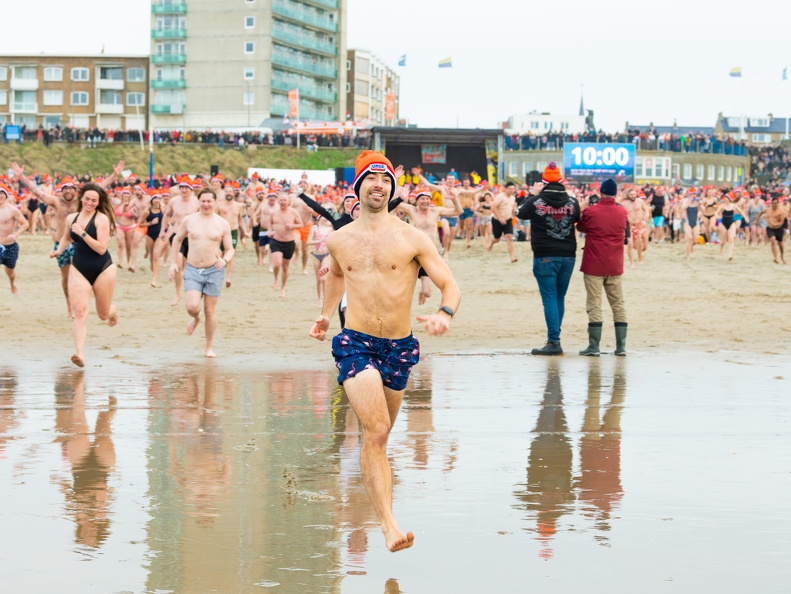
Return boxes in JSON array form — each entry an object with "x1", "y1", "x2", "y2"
[{"x1": 1, "y1": 158, "x2": 789, "y2": 362}]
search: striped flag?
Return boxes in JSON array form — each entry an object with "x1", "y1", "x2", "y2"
[
  {"x1": 438, "y1": 57, "x2": 452, "y2": 68},
  {"x1": 729, "y1": 67, "x2": 742, "y2": 78},
  {"x1": 398, "y1": 54, "x2": 406, "y2": 67}
]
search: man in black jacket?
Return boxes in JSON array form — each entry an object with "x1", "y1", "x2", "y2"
[{"x1": 516, "y1": 162, "x2": 580, "y2": 355}]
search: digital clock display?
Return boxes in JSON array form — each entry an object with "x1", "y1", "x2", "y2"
[{"x1": 562, "y1": 142, "x2": 635, "y2": 183}]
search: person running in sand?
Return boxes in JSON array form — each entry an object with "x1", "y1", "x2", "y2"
[
  {"x1": 160, "y1": 177, "x2": 200, "y2": 305},
  {"x1": 486, "y1": 181, "x2": 518, "y2": 263},
  {"x1": 756, "y1": 196, "x2": 789, "y2": 264},
  {"x1": 168, "y1": 188, "x2": 234, "y2": 358},
  {"x1": 50, "y1": 184, "x2": 118, "y2": 367},
  {"x1": 309, "y1": 150, "x2": 461, "y2": 553},
  {"x1": 138, "y1": 191, "x2": 166, "y2": 287},
  {"x1": 254, "y1": 190, "x2": 279, "y2": 269},
  {"x1": 306, "y1": 216, "x2": 333, "y2": 307},
  {"x1": 113, "y1": 189, "x2": 138, "y2": 271},
  {"x1": 715, "y1": 192, "x2": 749, "y2": 261},
  {"x1": 268, "y1": 192, "x2": 303, "y2": 298},
  {"x1": 681, "y1": 189, "x2": 702, "y2": 260},
  {"x1": 0, "y1": 184, "x2": 29, "y2": 294},
  {"x1": 11, "y1": 160, "x2": 123, "y2": 315},
  {"x1": 214, "y1": 188, "x2": 245, "y2": 287},
  {"x1": 621, "y1": 188, "x2": 651, "y2": 267},
  {"x1": 395, "y1": 188, "x2": 461, "y2": 304}
]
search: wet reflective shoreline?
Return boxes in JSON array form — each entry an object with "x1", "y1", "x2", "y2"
[{"x1": 1, "y1": 352, "x2": 790, "y2": 593}]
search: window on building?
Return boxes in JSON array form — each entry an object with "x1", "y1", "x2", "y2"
[
  {"x1": 14, "y1": 66, "x2": 37, "y2": 79},
  {"x1": 708, "y1": 165, "x2": 715, "y2": 181},
  {"x1": 99, "y1": 90, "x2": 122, "y2": 105},
  {"x1": 127, "y1": 92, "x2": 145, "y2": 106},
  {"x1": 43, "y1": 90, "x2": 63, "y2": 106},
  {"x1": 43, "y1": 66, "x2": 63, "y2": 81},
  {"x1": 71, "y1": 67, "x2": 89, "y2": 82},
  {"x1": 356, "y1": 57, "x2": 369, "y2": 73},
  {"x1": 0, "y1": 66, "x2": 6, "y2": 81},
  {"x1": 355, "y1": 79, "x2": 368, "y2": 96},
  {"x1": 695, "y1": 164, "x2": 704, "y2": 181},
  {"x1": 127, "y1": 68, "x2": 146, "y2": 82},
  {"x1": 345, "y1": 82, "x2": 351, "y2": 93},
  {"x1": 522, "y1": 162, "x2": 533, "y2": 177},
  {"x1": 718, "y1": 166, "x2": 724, "y2": 181},
  {"x1": 635, "y1": 158, "x2": 644, "y2": 177},
  {"x1": 156, "y1": 42, "x2": 186, "y2": 56},
  {"x1": 530, "y1": 121, "x2": 539, "y2": 130},
  {"x1": 749, "y1": 118, "x2": 769, "y2": 127},
  {"x1": 726, "y1": 167, "x2": 732, "y2": 182},
  {"x1": 99, "y1": 66, "x2": 123, "y2": 80},
  {"x1": 752, "y1": 133, "x2": 770, "y2": 143},
  {"x1": 683, "y1": 163, "x2": 692, "y2": 179},
  {"x1": 244, "y1": 67, "x2": 255, "y2": 80},
  {"x1": 71, "y1": 91, "x2": 89, "y2": 106},
  {"x1": 43, "y1": 115, "x2": 61, "y2": 129},
  {"x1": 245, "y1": 16, "x2": 255, "y2": 28},
  {"x1": 243, "y1": 92, "x2": 255, "y2": 106},
  {"x1": 0, "y1": 90, "x2": 7, "y2": 105},
  {"x1": 244, "y1": 42, "x2": 255, "y2": 54},
  {"x1": 508, "y1": 162, "x2": 518, "y2": 177}
]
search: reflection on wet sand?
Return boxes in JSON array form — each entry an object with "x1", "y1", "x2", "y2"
[
  {"x1": 514, "y1": 359, "x2": 627, "y2": 557},
  {"x1": 53, "y1": 369, "x2": 117, "y2": 550},
  {"x1": 576, "y1": 359, "x2": 625, "y2": 542},
  {"x1": 514, "y1": 360, "x2": 573, "y2": 559},
  {"x1": 0, "y1": 367, "x2": 21, "y2": 457}
]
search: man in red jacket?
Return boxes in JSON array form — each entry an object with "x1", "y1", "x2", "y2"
[{"x1": 576, "y1": 179, "x2": 628, "y2": 356}]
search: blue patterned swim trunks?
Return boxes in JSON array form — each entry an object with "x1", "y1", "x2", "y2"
[{"x1": 331, "y1": 328, "x2": 420, "y2": 391}]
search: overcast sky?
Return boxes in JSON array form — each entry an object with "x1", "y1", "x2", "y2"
[{"x1": 3, "y1": 0, "x2": 789, "y2": 131}]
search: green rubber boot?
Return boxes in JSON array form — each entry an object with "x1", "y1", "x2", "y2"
[
  {"x1": 614, "y1": 322, "x2": 628, "y2": 356},
  {"x1": 579, "y1": 323, "x2": 602, "y2": 356}
]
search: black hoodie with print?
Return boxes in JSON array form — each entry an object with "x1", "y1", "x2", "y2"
[{"x1": 516, "y1": 182, "x2": 581, "y2": 258}]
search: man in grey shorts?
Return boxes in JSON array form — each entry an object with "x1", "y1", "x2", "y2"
[{"x1": 169, "y1": 188, "x2": 235, "y2": 358}]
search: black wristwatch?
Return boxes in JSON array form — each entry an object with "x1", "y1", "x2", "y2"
[
  {"x1": 438, "y1": 305, "x2": 455, "y2": 318},
  {"x1": 80, "y1": 231, "x2": 87, "y2": 238}
]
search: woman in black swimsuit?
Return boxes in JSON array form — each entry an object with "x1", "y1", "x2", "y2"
[
  {"x1": 715, "y1": 193, "x2": 749, "y2": 261},
  {"x1": 50, "y1": 183, "x2": 118, "y2": 367},
  {"x1": 139, "y1": 191, "x2": 166, "y2": 287}
]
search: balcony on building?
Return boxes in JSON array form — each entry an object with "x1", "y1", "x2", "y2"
[
  {"x1": 151, "y1": 28, "x2": 187, "y2": 39},
  {"x1": 151, "y1": 103, "x2": 185, "y2": 114},
  {"x1": 12, "y1": 101, "x2": 38, "y2": 113},
  {"x1": 272, "y1": 0, "x2": 338, "y2": 32},
  {"x1": 151, "y1": 79, "x2": 187, "y2": 89},
  {"x1": 272, "y1": 23, "x2": 337, "y2": 56},
  {"x1": 96, "y1": 103, "x2": 124, "y2": 115},
  {"x1": 301, "y1": 0, "x2": 338, "y2": 9},
  {"x1": 271, "y1": 76, "x2": 336, "y2": 104},
  {"x1": 10, "y1": 77, "x2": 39, "y2": 91},
  {"x1": 152, "y1": 54, "x2": 187, "y2": 65},
  {"x1": 270, "y1": 95, "x2": 328, "y2": 120},
  {"x1": 271, "y1": 51, "x2": 337, "y2": 79},
  {"x1": 151, "y1": 2, "x2": 187, "y2": 14}
]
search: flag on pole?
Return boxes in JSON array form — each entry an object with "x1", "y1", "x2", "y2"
[
  {"x1": 288, "y1": 89, "x2": 299, "y2": 118},
  {"x1": 438, "y1": 57, "x2": 452, "y2": 68},
  {"x1": 783, "y1": 67, "x2": 788, "y2": 81},
  {"x1": 729, "y1": 67, "x2": 742, "y2": 78},
  {"x1": 398, "y1": 54, "x2": 406, "y2": 67}
]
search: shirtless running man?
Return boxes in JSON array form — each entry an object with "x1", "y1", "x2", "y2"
[
  {"x1": 214, "y1": 189, "x2": 245, "y2": 287},
  {"x1": 309, "y1": 150, "x2": 461, "y2": 553},
  {"x1": 757, "y1": 196, "x2": 789, "y2": 264},
  {"x1": 0, "y1": 184, "x2": 29, "y2": 294},
  {"x1": 621, "y1": 188, "x2": 651, "y2": 267},
  {"x1": 395, "y1": 188, "x2": 461, "y2": 304},
  {"x1": 168, "y1": 188, "x2": 234, "y2": 358},
  {"x1": 269, "y1": 192, "x2": 303, "y2": 298},
  {"x1": 160, "y1": 177, "x2": 200, "y2": 305},
  {"x1": 486, "y1": 181, "x2": 518, "y2": 263}
]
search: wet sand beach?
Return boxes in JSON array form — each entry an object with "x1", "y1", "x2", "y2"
[{"x1": 1, "y1": 235, "x2": 791, "y2": 593}]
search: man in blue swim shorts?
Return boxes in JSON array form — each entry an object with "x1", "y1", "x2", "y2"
[{"x1": 310, "y1": 150, "x2": 461, "y2": 553}]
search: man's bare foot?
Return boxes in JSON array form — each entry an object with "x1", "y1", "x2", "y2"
[
  {"x1": 107, "y1": 306, "x2": 118, "y2": 327},
  {"x1": 171, "y1": 294, "x2": 181, "y2": 306},
  {"x1": 71, "y1": 354, "x2": 85, "y2": 368},
  {"x1": 511, "y1": 257, "x2": 518, "y2": 263},
  {"x1": 186, "y1": 316, "x2": 200, "y2": 336},
  {"x1": 302, "y1": 268, "x2": 309, "y2": 275},
  {"x1": 386, "y1": 530, "x2": 415, "y2": 552},
  {"x1": 10, "y1": 280, "x2": 18, "y2": 294},
  {"x1": 150, "y1": 282, "x2": 158, "y2": 288},
  {"x1": 205, "y1": 349, "x2": 217, "y2": 358},
  {"x1": 279, "y1": 288, "x2": 286, "y2": 298},
  {"x1": 128, "y1": 266, "x2": 135, "y2": 273},
  {"x1": 271, "y1": 281, "x2": 278, "y2": 290}
]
